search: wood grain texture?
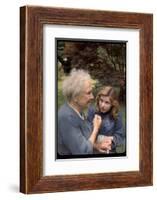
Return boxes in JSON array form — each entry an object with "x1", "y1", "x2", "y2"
[{"x1": 20, "y1": 6, "x2": 153, "y2": 194}]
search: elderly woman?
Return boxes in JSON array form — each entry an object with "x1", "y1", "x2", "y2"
[{"x1": 58, "y1": 69, "x2": 111, "y2": 155}]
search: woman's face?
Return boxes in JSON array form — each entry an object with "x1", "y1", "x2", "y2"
[
  {"x1": 98, "y1": 95, "x2": 112, "y2": 113},
  {"x1": 76, "y1": 80, "x2": 94, "y2": 110}
]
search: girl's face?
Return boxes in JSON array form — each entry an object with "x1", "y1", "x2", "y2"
[{"x1": 98, "y1": 95, "x2": 112, "y2": 113}]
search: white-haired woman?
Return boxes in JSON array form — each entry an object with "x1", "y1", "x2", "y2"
[{"x1": 58, "y1": 69, "x2": 111, "y2": 155}]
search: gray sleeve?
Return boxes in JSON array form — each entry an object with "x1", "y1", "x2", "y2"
[{"x1": 59, "y1": 115, "x2": 93, "y2": 155}]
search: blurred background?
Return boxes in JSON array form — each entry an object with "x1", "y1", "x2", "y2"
[{"x1": 57, "y1": 40, "x2": 126, "y2": 117}]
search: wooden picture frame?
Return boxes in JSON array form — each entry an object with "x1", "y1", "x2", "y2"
[{"x1": 20, "y1": 6, "x2": 153, "y2": 194}]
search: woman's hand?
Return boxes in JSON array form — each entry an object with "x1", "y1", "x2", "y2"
[
  {"x1": 103, "y1": 136, "x2": 113, "y2": 146},
  {"x1": 101, "y1": 139, "x2": 112, "y2": 152},
  {"x1": 94, "y1": 138, "x2": 112, "y2": 153},
  {"x1": 89, "y1": 115, "x2": 102, "y2": 145},
  {"x1": 93, "y1": 114, "x2": 102, "y2": 131},
  {"x1": 100, "y1": 136, "x2": 114, "y2": 152}
]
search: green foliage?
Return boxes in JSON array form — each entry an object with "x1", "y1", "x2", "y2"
[
  {"x1": 57, "y1": 40, "x2": 126, "y2": 86},
  {"x1": 57, "y1": 80, "x2": 65, "y2": 109},
  {"x1": 116, "y1": 144, "x2": 126, "y2": 153}
]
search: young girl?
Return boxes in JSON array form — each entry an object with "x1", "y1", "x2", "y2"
[{"x1": 87, "y1": 86, "x2": 125, "y2": 154}]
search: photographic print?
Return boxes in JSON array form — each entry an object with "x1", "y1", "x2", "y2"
[
  {"x1": 56, "y1": 39, "x2": 126, "y2": 159},
  {"x1": 20, "y1": 6, "x2": 152, "y2": 193}
]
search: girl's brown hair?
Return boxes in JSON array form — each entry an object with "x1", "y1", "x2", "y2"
[{"x1": 96, "y1": 86, "x2": 120, "y2": 120}]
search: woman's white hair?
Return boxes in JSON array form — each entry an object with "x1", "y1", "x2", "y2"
[{"x1": 62, "y1": 69, "x2": 91, "y2": 102}]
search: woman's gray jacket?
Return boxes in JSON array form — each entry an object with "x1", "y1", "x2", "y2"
[{"x1": 58, "y1": 103, "x2": 93, "y2": 155}]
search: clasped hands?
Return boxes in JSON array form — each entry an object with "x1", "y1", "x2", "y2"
[
  {"x1": 96, "y1": 136, "x2": 114, "y2": 153},
  {"x1": 92, "y1": 115, "x2": 114, "y2": 153}
]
